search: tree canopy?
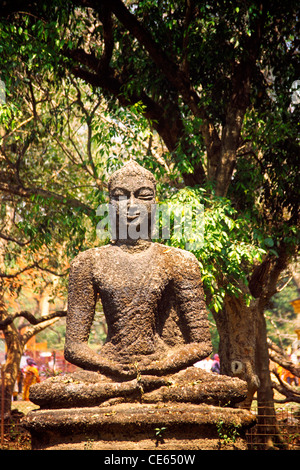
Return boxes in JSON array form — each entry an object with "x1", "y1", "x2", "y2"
[
  {"x1": 0, "y1": 0, "x2": 299, "y2": 436},
  {"x1": 1, "y1": 0, "x2": 298, "y2": 295}
]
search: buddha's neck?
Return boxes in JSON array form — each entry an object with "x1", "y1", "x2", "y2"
[{"x1": 112, "y1": 238, "x2": 153, "y2": 252}]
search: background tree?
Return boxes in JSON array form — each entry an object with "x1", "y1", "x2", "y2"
[
  {"x1": 0, "y1": 45, "x2": 170, "y2": 412},
  {"x1": 0, "y1": 0, "x2": 299, "y2": 447},
  {"x1": 0, "y1": 63, "x2": 98, "y2": 414}
]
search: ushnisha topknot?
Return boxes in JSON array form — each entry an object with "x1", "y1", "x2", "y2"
[{"x1": 108, "y1": 160, "x2": 156, "y2": 192}]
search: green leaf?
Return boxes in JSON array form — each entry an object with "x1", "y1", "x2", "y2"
[{"x1": 264, "y1": 237, "x2": 274, "y2": 247}]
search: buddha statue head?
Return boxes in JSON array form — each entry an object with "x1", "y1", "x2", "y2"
[{"x1": 107, "y1": 161, "x2": 156, "y2": 242}]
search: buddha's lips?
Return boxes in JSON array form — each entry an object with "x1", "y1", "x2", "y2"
[{"x1": 126, "y1": 214, "x2": 140, "y2": 221}]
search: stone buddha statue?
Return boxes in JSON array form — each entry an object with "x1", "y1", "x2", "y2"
[
  {"x1": 65, "y1": 160, "x2": 212, "y2": 378},
  {"x1": 30, "y1": 161, "x2": 247, "y2": 409}
]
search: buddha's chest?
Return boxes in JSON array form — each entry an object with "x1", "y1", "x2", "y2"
[{"x1": 93, "y1": 250, "x2": 170, "y2": 305}]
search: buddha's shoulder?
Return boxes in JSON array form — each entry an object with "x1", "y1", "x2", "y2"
[
  {"x1": 154, "y1": 243, "x2": 198, "y2": 265},
  {"x1": 70, "y1": 245, "x2": 113, "y2": 266}
]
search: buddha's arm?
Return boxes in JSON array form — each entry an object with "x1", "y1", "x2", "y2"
[
  {"x1": 64, "y1": 253, "x2": 135, "y2": 378},
  {"x1": 174, "y1": 252, "x2": 212, "y2": 346},
  {"x1": 140, "y1": 251, "x2": 212, "y2": 376},
  {"x1": 139, "y1": 342, "x2": 212, "y2": 376}
]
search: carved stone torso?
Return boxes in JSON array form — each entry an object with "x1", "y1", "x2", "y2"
[
  {"x1": 66, "y1": 241, "x2": 209, "y2": 365},
  {"x1": 95, "y1": 243, "x2": 168, "y2": 358}
]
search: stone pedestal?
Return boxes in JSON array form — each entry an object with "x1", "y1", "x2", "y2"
[{"x1": 23, "y1": 402, "x2": 256, "y2": 450}]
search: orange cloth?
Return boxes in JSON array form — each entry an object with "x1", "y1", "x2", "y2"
[
  {"x1": 22, "y1": 365, "x2": 40, "y2": 401},
  {"x1": 277, "y1": 365, "x2": 295, "y2": 383}
]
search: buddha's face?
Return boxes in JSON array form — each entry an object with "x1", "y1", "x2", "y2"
[{"x1": 109, "y1": 175, "x2": 156, "y2": 241}]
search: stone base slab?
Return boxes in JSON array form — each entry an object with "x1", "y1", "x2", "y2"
[{"x1": 22, "y1": 402, "x2": 256, "y2": 450}]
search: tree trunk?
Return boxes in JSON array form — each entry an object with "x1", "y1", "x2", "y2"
[
  {"x1": 0, "y1": 309, "x2": 23, "y2": 415},
  {"x1": 255, "y1": 308, "x2": 286, "y2": 449},
  {"x1": 214, "y1": 288, "x2": 288, "y2": 449},
  {"x1": 213, "y1": 290, "x2": 260, "y2": 409},
  {"x1": 214, "y1": 248, "x2": 291, "y2": 448}
]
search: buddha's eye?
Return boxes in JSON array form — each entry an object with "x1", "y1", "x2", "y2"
[
  {"x1": 136, "y1": 188, "x2": 154, "y2": 200},
  {"x1": 111, "y1": 190, "x2": 129, "y2": 200}
]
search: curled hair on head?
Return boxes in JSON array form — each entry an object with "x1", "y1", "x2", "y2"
[{"x1": 108, "y1": 160, "x2": 156, "y2": 193}]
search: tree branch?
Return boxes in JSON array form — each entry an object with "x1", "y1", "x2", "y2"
[
  {"x1": 2, "y1": 0, "x2": 210, "y2": 184},
  {"x1": 0, "y1": 259, "x2": 68, "y2": 279},
  {"x1": 0, "y1": 231, "x2": 32, "y2": 247},
  {"x1": 0, "y1": 176, "x2": 94, "y2": 216},
  {"x1": 0, "y1": 263, "x2": 38, "y2": 279},
  {"x1": 268, "y1": 338, "x2": 300, "y2": 378},
  {"x1": 270, "y1": 366, "x2": 300, "y2": 403},
  {"x1": 102, "y1": 0, "x2": 220, "y2": 152},
  {"x1": 21, "y1": 316, "x2": 66, "y2": 345},
  {"x1": 69, "y1": 51, "x2": 191, "y2": 158},
  {"x1": 70, "y1": 78, "x2": 101, "y2": 181},
  {"x1": 271, "y1": 379, "x2": 300, "y2": 403},
  {"x1": 97, "y1": 5, "x2": 114, "y2": 71},
  {"x1": 0, "y1": 309, "x2": 67, "y2": 330}
]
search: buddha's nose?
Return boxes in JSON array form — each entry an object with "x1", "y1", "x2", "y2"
[
  {"x1": 128, "y1": 194, "x2": 138, "y2": 209},
  {"x1": 126, "y1": 194, "x2": 139, "y2": 216}
]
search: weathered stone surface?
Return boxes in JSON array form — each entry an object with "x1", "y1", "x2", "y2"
[
  {"x1": 29, "y1": 370, "x2": 169, "y2": 409},
  {"x1": 64, "y1": 240, "x2": 213, "y2": 378},
  {"x1": 141, "y1": 367, "x2": 248, "y2": 405},
  {"x1": 29, "y1": 367, "x2": 247, "y2": 409},
  {"x1": 23, "y1": 402, "x2": 256, "y2": 450},
  {"x1": 24, "y1": 161, "x2": 255, "y2": 450}
]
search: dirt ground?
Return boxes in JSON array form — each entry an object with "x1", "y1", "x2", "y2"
[{"x1": 1, "y1": 400, "x2": 39, "y2": 450}]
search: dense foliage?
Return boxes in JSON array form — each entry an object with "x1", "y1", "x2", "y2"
[{"x1": 0, "y1": 1, "x2": 299, "y2": 427}]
